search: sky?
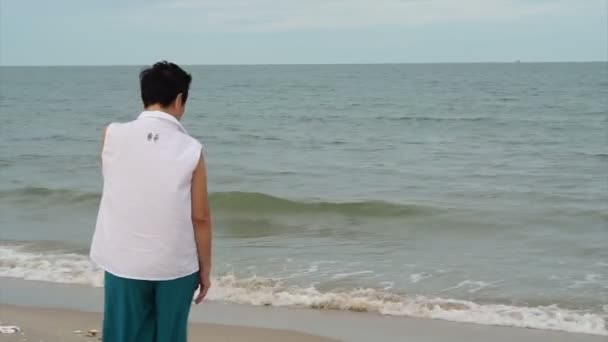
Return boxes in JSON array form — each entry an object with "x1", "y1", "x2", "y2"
[{"x1": 0, "y1": 0, "x2": 606, "y2": 65}]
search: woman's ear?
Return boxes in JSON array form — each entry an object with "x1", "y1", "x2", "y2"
[
  {"x1": 175, "y1": 93, "x2": 184, "y2": 109},
  {"x1": 174, "y1": 93, "x2": 185, "y2": 118}
]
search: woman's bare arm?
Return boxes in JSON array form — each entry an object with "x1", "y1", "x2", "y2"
[{"x1": 191, "y1": 152, "x2": 212, "y2": 304}]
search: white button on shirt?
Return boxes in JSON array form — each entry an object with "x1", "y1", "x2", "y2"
[{"x1": 90, "y1": 111, "x2": 202, "y2": 280}]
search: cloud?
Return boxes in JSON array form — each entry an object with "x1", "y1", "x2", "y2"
[{"x1": 147, "y1": 0, "x2": 600, "y2": 32}]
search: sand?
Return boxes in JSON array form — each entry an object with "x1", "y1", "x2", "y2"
[
  {"x1": 1, "y1": 279, "x2": 606, "y2": 342},
  {"x1": 0, "y1": 305, "x2": 336, "y2": 342}
]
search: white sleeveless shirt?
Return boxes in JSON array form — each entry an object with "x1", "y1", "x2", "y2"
[{"x1": 90, "y1": 111, "x2": 202, "y2": 280}]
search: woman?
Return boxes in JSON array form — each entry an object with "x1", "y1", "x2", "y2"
[{"x1": 90, "y1": 61, "x2": 212, "y2": 342}]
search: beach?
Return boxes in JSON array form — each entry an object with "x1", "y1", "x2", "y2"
[
  {"x1": 1, "y1": 63, "x2": 607, "y2": 339},
  {"x1": 0, "y1": 305, "x2": 337, "y2": 342},
  {"x1": 3, "y1": 304, "x2": 607, "y2": 342},
  {"x1": 1, "y1": 278, "x2": 607, "y2": 342}
]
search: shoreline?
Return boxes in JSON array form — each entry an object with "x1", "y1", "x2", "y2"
[
  {"x1": 1, "y1": 278, "x2": 607, "y2": 342},
  {"x1": 0, "y1": 305, "x2": 336, "y2": 342}
]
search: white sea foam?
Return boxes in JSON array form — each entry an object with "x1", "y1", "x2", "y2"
[
  {"x1": 0, "y1": 245, "x2": 103, "y2": 287},
  {"x1": 570, "y1": 274, "x2": 604, "y2": 289},
  {"x1": 0, "y1": 245, "x2": 606, "y2": 336},
  {"x1": 440, "y1": 280, "x2": 498, "y2": 294},
  {"x1": 330, "y1": 271, "x2": 374, "y2": 280},
  {"x1": 379, "y1": 281, "x2": 394, "y2": 290},
  {"x1": 409, "y1": 273, "x2": 432, "y2": 283}
]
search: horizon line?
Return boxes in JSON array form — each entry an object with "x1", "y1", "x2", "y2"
[{"x1": 0, "y1": 60, "x2": 606, "y2": 67}]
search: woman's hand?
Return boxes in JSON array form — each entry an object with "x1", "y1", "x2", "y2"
[{"x1": 195, "y1": 272, "x2": 211, "y2": 304}]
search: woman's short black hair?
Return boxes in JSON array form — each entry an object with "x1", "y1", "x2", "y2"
[{"x1": 139, "y1": 61, "x2": 192, "y2": 107}]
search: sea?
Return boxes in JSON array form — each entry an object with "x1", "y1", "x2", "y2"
[{"x1": 1, "y1": 63, "x2": 607, "y2": 336}]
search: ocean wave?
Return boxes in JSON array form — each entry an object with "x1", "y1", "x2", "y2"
[
  {"x1": 0, "y1": 187, "x2": 100, "y2": 205},
  {"x1": 574, "y1": 152, "x2": 608, "y2": 159},
  {"x1": 380, "y1": 116, "x2": 489, "y2": 122},
  {"x1": 12, "y1": 134, "x2": 96, "y2": 143},
  {"x1": 210, "y1": 191, "x2": 432, "y2": 217},
  {"x1": 0, "y1": 244, "x2": 103, "y2": 286},
  {"x1": 0, "y1": 187, "x2": 434, "y2": 218},
  {"x1": 0, "y1": 244, "x2": 605, "y2": 336},
  {"x1": 0, "y1": 159, "x2": 11, "y2": 167}
]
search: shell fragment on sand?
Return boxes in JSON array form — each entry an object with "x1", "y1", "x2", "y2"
[
  {"x1": 0, "y1": 325, "x2": 21, "y2": 334},
  {"x1": 86, "y1": 329, "x2": 99, "y2": 337}
]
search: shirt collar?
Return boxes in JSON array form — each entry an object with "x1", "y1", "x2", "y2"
[{"x1": 137, "y1": 110, "x2": 188, "y2": 134}]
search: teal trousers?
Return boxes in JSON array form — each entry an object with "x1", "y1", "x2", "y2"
[{"x1": 103, "y1": 271, "x2": 199, "y2": 342}]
